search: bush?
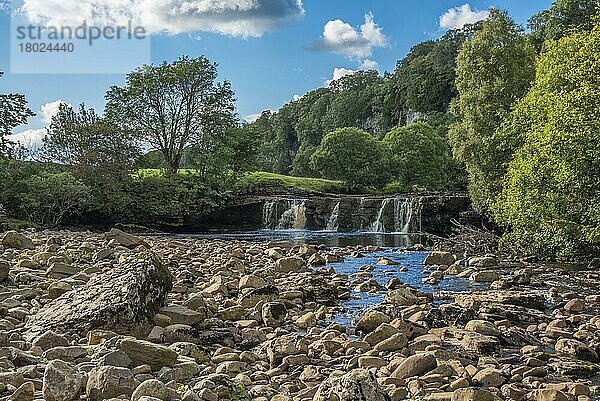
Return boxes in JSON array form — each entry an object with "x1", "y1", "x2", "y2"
[
  {"x1": 310, "y1": 127, "x2": 388, "y2": 191},
  {"x1": 493, "y1": 27, "x2": 600, "y2": 258},
  {"x1": 19, "y1": 172, "x2": 91, "y2": 227}
]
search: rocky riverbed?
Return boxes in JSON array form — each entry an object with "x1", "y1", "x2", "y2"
[{"x1": 0, "y1": 229, "x2": 599, "y2": 401}]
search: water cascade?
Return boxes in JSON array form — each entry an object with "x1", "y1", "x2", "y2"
[
  {"x1": 262, "y1": 201, "x2": 278, "y2": 230},
  {"x1": 276, "y1": 200, "x2": 307, "y2": 230},
  {"x1": 370, "y1": 198, "x2": 393, "y2": 233},
  {"x1": 326, "y1": 202, "x2": 340, "y2": 231},
  {"x1": 394, "y1": 198, "x2": 413, "y2": 234}
]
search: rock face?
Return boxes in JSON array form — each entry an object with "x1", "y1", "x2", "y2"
[
  {"x1": 314, "y1": 369, "x2": 391, "y2": 401},
  {"x1": 25, "y1": 252, "x2": 172, "y2": 339}
]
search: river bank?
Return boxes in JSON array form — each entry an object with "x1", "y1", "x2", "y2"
[{"x1": 1, "y1": 229, "x2": 599, "y2": 401}]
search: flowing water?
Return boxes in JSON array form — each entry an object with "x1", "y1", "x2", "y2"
[{"x1": 326, "y1": 202, "x2": 340, "y2": 232}]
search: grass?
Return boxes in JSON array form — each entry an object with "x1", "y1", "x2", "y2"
[{"x1": 236, "y1": 172, "x2": 347, "y2": 194}]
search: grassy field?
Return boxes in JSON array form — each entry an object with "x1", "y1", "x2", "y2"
[{"x1": 236, "y1": 172, "x2": 347, "y2": 194}]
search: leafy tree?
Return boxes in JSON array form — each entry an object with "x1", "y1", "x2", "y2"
[
  {"x1": 529, "y1": 0, "x2": 599, "y2": 50},
  {"x1": 383, "y1": 122, "x2": 457, "y2": 191},
  {"x1": 493, "y1": 26, "x2": 600, "y2": 258},
  {"x1": 449, "y1": 9, "x2": 536, "y2": 210},
  {"x1": 20, "y1": 172, "x2": 91, "y2": 227},
  {"x1": 310, "y1": 127, "x2": 388, "y2": 191},
  {"x1": 43, "y1": 103, "x2": 140, "y2": 185},
  {"x1": 105, "y1": 56, "x2": 237, "y2": 174},
  {"x1": 225, "y1": 124, "x2": 262, "y2": 175},
  {"x1": 0, "y1": 71, "x2": 35, "y2": 156}
]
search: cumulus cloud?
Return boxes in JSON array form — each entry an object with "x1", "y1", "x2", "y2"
[
  {"x1": 310, "y1": 12, "x2": 388, "y2": 59},
  {"x1": 325, "y1": 67, "x2": 357, "y2": 86},
  {"x1": 19, "y1": 0, "x2": 305, "y2": 37},
  {"x1": 9, "y1": 100, "x2": 71, "y2": 149},
  {"x1": 440, "y1": 4, "x2": 489, "y2": 30},
  {"x1": 360, "y1": 59, "x2": 378, "y2": 70},
  {"x1": 244, "y1": 109, "x2": 275, "y2": 123}
]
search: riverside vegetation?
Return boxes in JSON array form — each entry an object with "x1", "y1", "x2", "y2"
[{"x1": 1, "y1": 0, "x2": 600, "y2": 400}]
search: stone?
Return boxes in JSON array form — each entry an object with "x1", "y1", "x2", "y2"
[
  {"x1": 31, "y1": 331, "x2": 69, "y2": 351},
  {"x1": 528, "y1": 389, "x2": 569, "y2": 401},
  {"x1": 451, "y1": 388, "x2": 499, "y2": 401},
  {"x1": 0, "y1": 260, "x2": 9, "y2": 282},
  {"x1": 4, "y1": 381, "x2": 35, "y2": 401},
  {"x1": 424, "y1": 251, "x2": 454, "y2": 266},
  {"x1": 385, "y1": 288, "x2": 419, "y2": 306},
  {"x1": 86, "y1": 366, "x2": 138, "y2": 401},
  {"x1": 296, "y1": 312, "x2": 317, "y2": 328},
  {"x1": 25, "y1": 252, "x2": 172, "y2": 340},
  {"x1": 472, "y1": 368, "x2": 505, "y2": 388},
  {"x1": 469, "y1": 271, "x2": 500, "y2": 283},
  {"x1": 42, "y1": 360, "x2": 85, "y2": 401},
  {"x1": 1, "y1": 231, "x2": 34, "y2": 250},
  {"x1": 373, "y1": 333, "x2": 408, "y2": 352},
  {"x1": 274, "y1": 257, "x2": 306, "y2": 273},
  {"x1": 159, "y1": 305, "x2": 205, "y2": 325},
  {"x1": 261, "y1": 302, "x2": 287, "y2": 327},
  {"x1": 357, "y1": 356, "x2": 388, "y2": 368},
  {"x1": 117, "y1": 338, "x2": 178, "y2": 370},
  {"x1": 377, "y1": 257, "x2": 398, "y2": 266},
  {"x1": 454, "y1": 291, "x2": 546, "y2": 311},
  {"x1": 314, "y1": 369, "x2": 391, "y2": 401},
  {"x1": 555, "y1": 338, "x2": 598, "y2": 362},
  {"x1": 464, "y1": 320, "x2": 500, "y2": 337},
  {"x1": 468, "y1": 257, "x2": 499, "y2": 268},
  {"x1": 564, "y1": 299, "x2": 585, "y2": 313},
  {"x1": 461, "y1": 334, "x2": 500, "y2": 355},
  {"x1": 238, "y1": 274, "x2": 266, "y2": 290},
  {"x1": 46, "y1": 262, "x2": 79, "y2": 278},
  {"x1": 131, "y1": 379, "x2": 172, "y2": 401},
  {"x1": 391, "y1": 352, "x2": 437, "y2": 379},
  {"x1": 356, "y1": 311, "x2": 390, "y2": 333},
  {"x1": 266, "y1": 334, "x2": 309, "y2": 367},
  {"x1": 364, "y1": 323, "x2": 400, "y2": 346},
  {"x1": 105, "y1": 228, "x2": 149, "y2": 249}
]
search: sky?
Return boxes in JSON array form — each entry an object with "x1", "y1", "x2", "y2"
[{"x1": 0, "y1": 0, "x2": 552, "y2": 147}]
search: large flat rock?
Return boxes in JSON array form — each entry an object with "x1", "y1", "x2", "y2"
[{"x1": 25, "y1": 252, "x2": 172, "y2": 340}]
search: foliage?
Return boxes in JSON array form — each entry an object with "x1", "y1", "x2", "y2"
[
  {"x1": 310, "y1": 128, "x2": 388, "y2": 191},
  {"x1": 236, "y1": 172, "x2": 346, "y2": 194},
  {"x1": 0, "y1": 71, "x2": 35, "y2": 156},
  {"x1": 493, "y1": 26, "x2": 600, "y2": 258},
  {"x1": 105, "y1": 56, "x2": 237, "y2": 174},
  {"x1": 449, "y1": 9, "x2": 537, "y2": 211},
  {"x1": 529, "y1": 0, "x2": 599, "y2": 50},
  {"x1": 383, "y1": 122, "x2": 463, "y2": 192},
  {"x1": 19, "y1": 172, "x2": 91, "y2": 227}
]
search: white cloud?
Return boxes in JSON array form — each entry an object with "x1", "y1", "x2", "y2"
[
  {"x1": 19, "y1": 0, "x2": 305, "y2": 37},
  {"x1": 9, "y1": 128, "x2": 47, "y2": 150},
  {"x1": 9, "y1": 99, "x2": 71, "y2": 149},
  {"x1": 360, "y1": 59, "x2": 378, "y2": 70},
  {"x1": 40, "y1": 99, "x2": 68, "y2": 125},
  {"x1": 311, "y1": 12, "x2": 388, "y2": 59},
  {"x1": 440, "y1": 4, "x2": 489, "y2": 30},
  {"x1": 244, "y1": 109, "x2": 275, "y2": 123},
  {"x1": 325, "y1": 67, "x2": 356, "y2": 86},
  {"x1": 292, "y1": 94, "x2": 302, "y2": 101}
]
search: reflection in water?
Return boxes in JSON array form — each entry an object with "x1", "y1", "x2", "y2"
[{"x1": 175, "y1": 230, "x2": 425, "y2": 248}]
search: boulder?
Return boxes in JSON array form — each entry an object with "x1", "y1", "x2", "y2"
[
  {"x1": 468, "y1": 257, "x2": 499, "y2": 268},
  {"x1": 391, "y1": 352, "x2": 437, "y2": 379},
  {"x1": 274, "y1": 257, "x2": 307, "y2": 273},
  {"x1": 25, "y1": 252, "x2": 172, "y2": 340},
  {"x1": 1, "y1": 231, "x2": 34, "y2": 250},
  {"x1": 117, "y1": 338, "x2": 178, "y2": 370},
  {"x1": 86, "y1": 366, "x2": 138, "y2": 401},
  {"x1": 465, "y1": 320, "x2": 500, "y2": 337},
  {"x1": 131, "y1": 379, "x2": 173, "y2": 401},
  {"x1": 159, "y1": 305, "x2": 205, "y2": 325},
  {"x1": 425, "y1": 251, "x2": 454, "y2": 266},
  {"x1": 0, "y1": 260, "x2": 9, "y2": 282},
  {"x1": 105, "y1": 228, "x2": 149, "y2": 249},
  {"x1": 356, "y1": 311, "x2": 390, "y2": 333},
  {"x1": 469, "y1": 271, "x2": 500, "y2": 283},
  {"x1": 42, "y1": 360, "x2": 85, "y2": 401},
  {"x1": 555, "y1": 338, "x2": 598, "y2": 362},
  {"x1": 314, "y1": 369, "x2": 391, "y2": 401},
  {"x1": 385, "y1": 288, "x2": 419, "y2": 306},
  {"x1": 451, "y1": 388, "x2": 499, "y2": 401}
]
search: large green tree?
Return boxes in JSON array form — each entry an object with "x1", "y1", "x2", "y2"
[
  {"x1": 529, "y1": 0, "x2": 599, "y2": 50},
  {"x1": 105, "y1": 56, "x2": 237, "y2": 174},
  {"x1": 494, "y1": 25, "x2": 600, "y2": 258},
  {"x1": 383, "y1": 122, "x2": 459, "y2": 191},
  {"x1": 449, "y1": 9, "x2": 536, "y2": 210},
  {"x1": 0, "y1": 72, "x2": 35, "y2": 157},
  {"x1": 310, "y1": 127, "x2": 388, "y2": 191}
]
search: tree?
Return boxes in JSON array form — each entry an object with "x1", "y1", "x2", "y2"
[
  {"x1": 0, "y1": 71, "x2": 35, "y2": 157},
  {"x1": 105, "y1": 56, "x2": 237, "y2": 174},
  {"x1": 493, "y1": 26, "x2": 600, "y2": 258},
  {"x1": 383, "y1": 122, "x2": 457, "y2": 191},
  {"x1": 43, "y1": 103, "x2": 140, "y2": 184},
  {"x1": 529, "y1": 0, "x2": 599, "y2": 50},
  {"x1": 310, "y1": 127, "x2": 387, "y2": 190},
  {"x1": 20, "y1": 172, "x2": 91, "y2": 227},
  {"x1": 449, "y1": 9, "x2": 536, "y2": 210}
]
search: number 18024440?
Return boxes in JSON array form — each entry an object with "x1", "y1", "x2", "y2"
[{"x1": 19, "y1": 43, "x2": 75, "y2": 53}]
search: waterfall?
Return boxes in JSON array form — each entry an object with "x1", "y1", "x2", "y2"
[
  {"x1": 276, "y1": 200, "x2": 307, "y2": 230},
  {"x1": 370, "y1": 198, "x2": 392, "y2": 232},
  {"x1": 394, "y1": 198, "x2": 414, "y2": 234},
  {"x1": 326, "y1": 202, "x2": 340, "y2": 231},
  {"x1": 262, "y1": 200, "x2": 278, "y2": 230}
]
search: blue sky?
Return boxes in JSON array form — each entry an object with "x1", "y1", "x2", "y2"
[{"x1": 0, "y1": 0, "x2": 551, "y2": 144}]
